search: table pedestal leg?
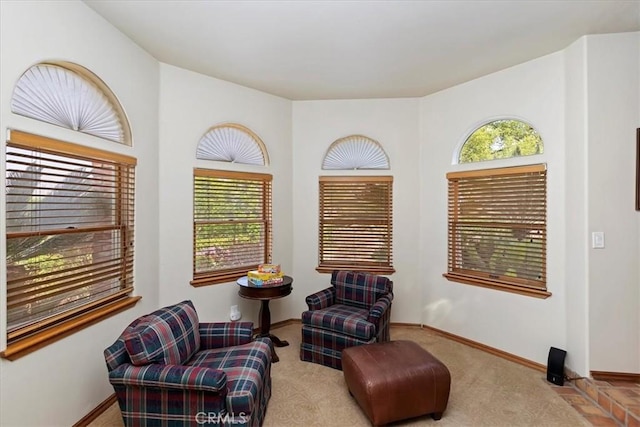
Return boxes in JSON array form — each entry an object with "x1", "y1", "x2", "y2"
[{"x1": 257, "y1": 299, "x2": 289, "y2": 363}]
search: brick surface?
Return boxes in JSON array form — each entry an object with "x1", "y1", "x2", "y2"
[
  {"x1": 597, "y1": 391, "x2": 612, "y2": 413},
  {"x1": 611, "y1": 401, "x2": 628, "y2": 425},
  {"x1": 582, "y1": 414, "x2": 620, "y2": 426}
]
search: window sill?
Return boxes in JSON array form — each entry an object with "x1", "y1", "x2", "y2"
[
  {"x1": 443, "y1": 273, "x2": 551, "y2": 299},
  {"x1": 0, "y1": 296, "x2": 141, "y2": 361},
  {"x1": 191, "y1": 274, "x2": 245, "y2": 287},
  {"x1": 316, "y1": 266, "x2": 395, "y2": 275}
]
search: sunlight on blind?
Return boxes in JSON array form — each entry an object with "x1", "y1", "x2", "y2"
[
  {"x1": 446, "y1": 164, "x2": 547, "y2": 291},
  {"x1": 192, "y1": 169, "x2": 272, "y2": 285},
  {"x1": 5, "y1": 131, "x2": 135, "y2": 340},
  {"x1": 318, "y1": 176, "x2": 394, "y2": 273}
]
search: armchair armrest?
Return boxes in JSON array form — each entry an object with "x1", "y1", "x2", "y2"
[
  {"x1": 199, "y1": 322, "x2": 254, "y2": 350},
  {"x1": 109, "y1": 363, "x2": 227, "y2": 393},
  {"x1": 367, "y1": 295, "x2": 393, "y2": 324},
  {"x1": 305, "y1": 287, "x2": 336, "y2": 310}
]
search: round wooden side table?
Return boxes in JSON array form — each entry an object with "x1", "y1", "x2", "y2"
[{"x1": 237, "y1": 275, "x2": 293, "y2": 362}]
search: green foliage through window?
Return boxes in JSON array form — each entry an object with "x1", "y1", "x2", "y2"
[
  {"x1": 5, "y1": 131, "x2": 135, "y2": 341},
  {"x1": 459, "y1": 119, "x2": 543, "y2": 163},
  {"x1": 192, "y1": 169, "x2": 272, "y2": 286},
  {"x1": 445, "y1": 164, "x2": 548, "y2": 297}
]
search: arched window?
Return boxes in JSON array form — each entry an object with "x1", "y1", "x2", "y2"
[
  {"x1": 11, "y1": 61, "x2": 131, "y2": 145},
  {"x1": 458, "y1": 119, "x2": 543, "y2": 163},
  {"x1": 193, "y1": 124, "x2": 271, "y2": 286},
  {"x1": 196, "y1": 123, "x2": 269, "y2": 166},
  {"x1": 5, "y1": 62, "x2": 135, "y2": 359},
  {"x1": 318, "y1": 134, "x2": 393, "y2": 274}
]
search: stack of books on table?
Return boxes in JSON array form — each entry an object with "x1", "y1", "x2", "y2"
[{"x1": 248, "y1": 264, "x2": 283, "y2": 286}]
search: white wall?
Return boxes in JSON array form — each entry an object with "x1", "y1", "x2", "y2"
[
  {"x1": 563, "y1": 37, "x2": 590, "y2": 375},
  {"x1": 0, "y1": 1, "x2": 160, "y2": 426},
  {"x1": 157, "y1": 64, "x2": 293, "y2": 324},
  {"x1": 0, "y1": 3, "x2": 637, "y2": 424},
  {"x1": 419, "y1": 52, "x2": 568, "y2": 366},
  {"x1": 291, "y1": 99, "x2": 421, "y2": 323},
  {"x1": 585, "y1": 32, "x2": 640, "y2": 373}
]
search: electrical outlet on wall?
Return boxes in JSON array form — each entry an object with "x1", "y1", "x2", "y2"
[{"x1": 592, "y1": 231, "x2": 605, "y2": 249}]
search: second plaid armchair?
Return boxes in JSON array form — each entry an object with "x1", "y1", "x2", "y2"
[{"x1": 300, "y1": 270, "x2": 393, "y2": 370}]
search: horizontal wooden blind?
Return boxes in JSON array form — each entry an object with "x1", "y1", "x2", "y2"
[
  {"x1": 5, "y1": 130, "x2": 135, "y2": 342},
  {"x1": 192, "y1": 169, "x2": 272, "y2": 285},
  {"x1": 446, "y1": 164, "x2": 547, "y2": 290},
  {"x1": 318, "y1": 176, "x2": 394, "y2": 273}
]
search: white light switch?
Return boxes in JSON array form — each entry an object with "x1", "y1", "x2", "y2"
[{"x1": 592, "y1": 232, "x2": 605, "y2": 249}]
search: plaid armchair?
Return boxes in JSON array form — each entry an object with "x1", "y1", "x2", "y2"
[
  {"x1": 104, "y1": 300, "x2": 272, "y2": 426},
  {"x1": 300, "y1": 271, "x2": 393, "y2": 370}
]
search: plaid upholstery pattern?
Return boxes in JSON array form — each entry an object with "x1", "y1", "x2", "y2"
[
  {"x1": 199, "y1": 322, "x2": 253, "y2": 349},
  {"x1": 108, "y1": 363, "x2": 227, "y2": 392},
  {"x1": 124, "y1": 300, "x2": 201, "y2": 366},
  {"x1": 332, "y1": 270, "x2": 392, "y2": 309},
  {"x1": 110, "y1": 385, "x2": 227, "y2": 426},
  {"x1": 369, "y1": 296, "x2": 392, "y2": 342},
  {"x1": 368, "y1": 295, "x2": 392, "y2": 322},
  {"x1": 301, "y1": 304, "x2": 374, "y2": 340},
  {"x1": 187, "y1": 338, "x2": 271, "y2": 416},
  {"x1": 300, "y1": 326, "x2": 375, "y2": 370},
  {"x1": 105, "y1": 301, "x2": 272, "y2": 426},
  {"x1": 301, "y1": 271, "x2": 393, "y2": 370},
  {"x1": 104, "y1": 316, "x2": 147, "y2": 372},
  {"x1": 304, "y1": 287, "x2": 335, "y2": 310}
]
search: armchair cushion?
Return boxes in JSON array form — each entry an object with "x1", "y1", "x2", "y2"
[
  {"x1": 332, "y1": 270, "x2": 392, "y2": 309},
  {"x1": 108, "y1": 363, "x2": 227, "y2": 392},
  {"x1": 123, "y1": 300, "x2": 201, "y2": 366},
  {"x1": 302, "y1": 304, "x2": 374, "y2": 340},
  {"x1": 187, "y1": 337, "x2": 272, "y2": 415}
]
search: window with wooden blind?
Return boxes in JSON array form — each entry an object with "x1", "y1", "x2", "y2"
[
  {"x1": 4, "y1": 130, "x2": 138, "y2": 360},
  {"x1": 444, "y1": 164, "x2": 549, "y2": 298},
  {"x1": 192, "y1": 169, "x2": 272, "y2": 286},
  {"x1": 317, "y1": 176, "x2": 394, "y2": 274}
]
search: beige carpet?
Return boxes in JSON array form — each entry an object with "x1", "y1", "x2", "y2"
[{"x1": 91, "y1": 324, "x2": 588, "y2": 426}]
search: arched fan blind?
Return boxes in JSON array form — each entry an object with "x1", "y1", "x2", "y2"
[
  {"x1": 10, "y1": 62, "x2": 131, "y2": 145},
  {"x1": 322, "y1": 135, "x2": 390, "y2": 170},
  {"x1": 197, "y1": 123, "x2": 269, "y2": 166}
]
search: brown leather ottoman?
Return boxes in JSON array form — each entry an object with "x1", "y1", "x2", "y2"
[{"x1": 342, "y1": 340, "x2": 451, "y2": 426}]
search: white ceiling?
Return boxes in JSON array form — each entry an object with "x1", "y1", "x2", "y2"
[{"x1": 84, "y1": 0, "x2": 640, "y2": 100}]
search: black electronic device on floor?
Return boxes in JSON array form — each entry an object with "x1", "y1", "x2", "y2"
[{"x1": 546, "y1": 347, "x2": 567, "y2": 386}]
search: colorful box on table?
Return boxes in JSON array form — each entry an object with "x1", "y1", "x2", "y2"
[
  {"x1": 248, "y1": 269, "x2": 284, "y2": 286},
  {"x1": 258, "y1": 264, "x2": 281, "y2": 274}
]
